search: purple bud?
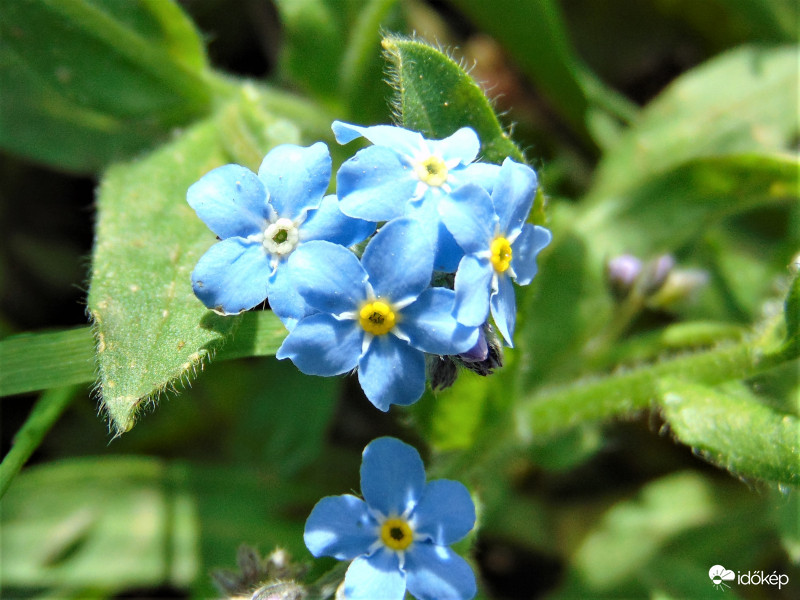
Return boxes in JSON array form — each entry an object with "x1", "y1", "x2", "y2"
[
  {"x1": 459, "y1": 328, "x2": 489, "y2": 363},
  {"x1": 607, "y1": 254, "x2": 643, "y2": 298}
]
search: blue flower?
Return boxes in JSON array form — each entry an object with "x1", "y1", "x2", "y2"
[
  {"x1": 332, "y1": 121, "x2": 501, "y2": 272},
  {"x1": 275, "y1": 217, "x2": 478, "y2": 410},
  {"x1": 188, "y1": 143, "x2": 374, "y2": 327},
  {"x1": 304, "y1": 437, "x2": 477, "y2": 600},
  {"x1": 439, "y1": 158, "x2": 552, "y2": 346}
]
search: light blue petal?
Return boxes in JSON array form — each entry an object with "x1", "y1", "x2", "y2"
[
  {"x1": 434, "y1": 224, "x2": 465, "y2": 273},
  {"x1": 412, "y1": 480, "x2": 475, "y2": 546},
  {"x1": 492, "y1": 158, "x2": 537, "y2": 238},
  {"x1": 287, "y1": 241, "x2": 367, "y2": 314},
  {"x1": 300, "y1": 195, "x2": 376, "y2": 246},
  {"x1": 187, "y1": 164, "x2": 267, "y2": 239},
  {"x1": 276, "y1": 313, "x2": 361, "y2": 375},
  {"x1": 362, "y1": 218, "x2": 433, "y2": 305},
  {"x1": 490, "y1": 275, "x2": 517, "y2": 346},
  {"x1": 267, "y1": 262, "x2": 310, "y2": 327},
  {"x1": 304, "y1": 494, "x2": 376, "y2": 560},
  {"x1": 337, "y1": 146, "x2": 418, "y2": 221},
  {"x1": 400, "y1": 288, "x2": 479, "y2": 355},
  {"x1": 343, "y1": 551, "x2": 406, "y2": 600},
  {"x1": 257, "y1": 142, "x2": 330, "y2": 219},
  {"x1": 358, "y1": 335, "x2": 427, "y2": 411},
  {"x1": 428, "y1": 127, "x2": 480, "y2": 163},
  {"x1": 332, "y1": 120, "x2": 424, "y2": 157},
  {"x1": 451, "y1": 161, "x2": 502, "y2": 193},
  {"x1": 360, "y1": 437, "x2": 426, "y2": 517},
  {"x1": 453, "y1": 255, "x2": 493, "y2": 327},
  {"x1": 511, "y1": 224, "x2": 552, "y2": 286},
  {"x1": 438, "y1": 184, "x2": 495, "y2": 254},
  {"x1": 405, "y1": 544, "x2": 477, "y2": 600},
  {"x1": 191, "y1": 238, "x2": 269, "y2": 314}
]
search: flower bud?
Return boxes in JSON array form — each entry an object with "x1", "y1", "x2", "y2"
[{"x1": 606, "y1": 254, "x2": 642, "y2": 299}]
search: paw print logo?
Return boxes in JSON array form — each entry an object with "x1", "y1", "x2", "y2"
[{"x1": 709, "y1": 565, "x2": 735, "y2": 591}]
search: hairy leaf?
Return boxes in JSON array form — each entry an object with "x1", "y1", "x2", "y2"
[
  {"x1": 661, "y1": 381, "x2": 800, "y2": 486},
  {"x1": 382, "y1": 35, "x2": 524, "y2": 164}
]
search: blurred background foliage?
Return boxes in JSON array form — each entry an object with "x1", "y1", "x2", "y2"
[{"x1": 0, "y1": 0, "x2": 798, "y2": 598}]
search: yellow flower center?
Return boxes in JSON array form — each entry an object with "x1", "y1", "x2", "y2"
[
  {"x1": 414, "y1": 155, "x2": 448, "y2": 187},
  {"x1": 380, "y1": 518, "x2": 414, "y2": 551},
  {"x1": 359, "y1": 301, "x2": 396, "y2": 336},
  {"x1": 490, "y1": 237, "x2": 513, "y2": 273}
]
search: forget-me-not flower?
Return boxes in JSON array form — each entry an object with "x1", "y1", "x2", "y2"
[
  {"x1": 332, "y1": 121, "x2": 500, "y2": 271},
  {"x1": 439, "y1": 158, "x2": 552, "y2": 346},
  {"x1": 276, "y1": 217, "x2": 478, "y2": 410},
  {"x1": 304, "y1": 437, "x2": 477, "y2": 600},
  {"x1": 188, "y1": 142, "x2": 374, "y2": 327}
]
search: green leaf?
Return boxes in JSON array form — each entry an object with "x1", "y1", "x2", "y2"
[
  {"x1": 587, "y1": 44, "x2": 799, "y2": 199},
  {"x1": 660, "y1": 380, "x2": 800, "y2": 486},
  {"x1": 382, "y1": 35, "x2": 524, "y2": 164},
  {"x1": 87, "y1": 119, "x2": 235, "y2": 434},
  {"x1": 0, "y1": 312, "x2": 287, "y2": 399},
  {"x1": 0, "y1": 0, "x2": 211, "y2": 173},
  {"x1": 579, "y1": 153, "x2": 799, "y2": 257},
  {"x1": 0, "y1": 457, "x2": 315, "y2": 597},
  {"x1": 86, "y1": 104, "x2": 297, "y2": 435},
  {"x1": 0, "y1": 327, "x2": 96, "y2": 397}
]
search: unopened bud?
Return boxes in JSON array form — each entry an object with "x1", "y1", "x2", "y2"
[
  {"x1": 647, "y1": 268, "x2": 709, "y2": 309},
  {"x1": 606, "y1": 254, "x2": 642, "y2": 299},
  {"x1": 461, "y1": 323, "x2": 503, "y2": 376}
]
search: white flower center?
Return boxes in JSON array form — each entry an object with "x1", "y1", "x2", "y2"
[{"x1": 263, "y1": 218, "x2": 300, "y2": 256}]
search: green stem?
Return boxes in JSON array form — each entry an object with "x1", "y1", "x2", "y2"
[
  {"x1": 516, "y1": 337, "x2": 790, "y2": 440},
  {"x1": 339, "y1": 0, "x2": 397, "y2": 104},
  {"x1": 0, "y1": 386, "x2": 77, "y2": 499}
]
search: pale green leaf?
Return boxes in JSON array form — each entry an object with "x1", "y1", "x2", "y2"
[{"x1": 588, "y1": 45, "x2": 799, "y2": 199}]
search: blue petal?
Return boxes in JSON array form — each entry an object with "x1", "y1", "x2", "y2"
[
  {"x1": 287, "y1": 241, "x2": 367, "y2": 314},
  {"x1": 300, "y1": 194, "x2": 376, "y2": 246},
  {"x1": 428, "y1": 127, "x2": 480, "y2": 163},
  {"x1": 412, "y1": 480, "x2": 475, "y2": 546},
  {"x1": 492, "y1": 158, "x2": 538, "y2": 238},
  {"x1": 187, "y1": 164, "x2": 267, "y2": 239},
  {"x1": 408, "y1": 199, "x2": 464, "y2": 273},
  {"x1": 332, "y1": 121, "x2": 425, "y2": 157},
  {"x1": 453, "y1": 255, "x2": 493, "y2": 327},
  {"x1": 438, "y1": 184, "x2": 495, "y2": 254},
  {"x1": 257, "y1": 142, "x2": 331, "y2": 219},
  {"x1": 405, "y1": 544, "x2": 477, "y2": 600},
  {"x1": 358, "y1": 335, "x2": 427, "y2": 411},
  {"x1": 490, "y1": 274, "x2": 517, "y2": 346},
  {"x1": 337, "y1": 146, "x2": 418, "y2": 221},
  {"x1": 511, "y1": 224, "x2": 552, "y2": 286},
  {"x1": 304, "y1": 494, "x2": 376, "y2": 560},
  {"x1": 276, "y1": 313, "x2": 361, "y2": 375},
  {"x1": 452, "y1": 161, "x2": 502, "y2": 193},
  {"x1": 399, "y1": 288, "x2": 478, "y2": 355},
  {"x1": 362, "y1": 218, "x2": 433, "y2": 305},
  {"x1": 191, "y1": 238, "x2": 269, "y2": 314},
  {"x1": 343, "y1": 551, "x2": 406, "y2": 600},
  {"x1": 267, "y1": 261, "x2": 310, "y2": 328},
  {"x1": 360, "y1": 437, "x2": 426, "y2": 517}
]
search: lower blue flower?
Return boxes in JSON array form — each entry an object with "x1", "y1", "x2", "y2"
[
  {"x1": 304, "y1": 437, "x2": 477, "y2": 600},
  {"x1": 276, "y1": 217, "x2": 478, "y2": 410}
]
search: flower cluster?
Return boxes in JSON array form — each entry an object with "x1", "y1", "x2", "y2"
[
  {"x1": 304, "y1": 437, "x2": 477, "y2": 600},
  {"x1": 188, "y1": 121, "x2": 551, "y2": 411}
]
